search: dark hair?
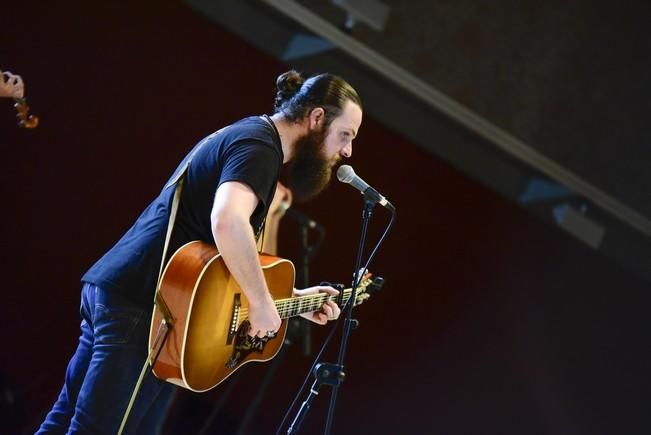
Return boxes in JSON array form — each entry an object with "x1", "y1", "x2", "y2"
[{"x1": 273, "y1": 70, "x2": 362, "y2": 127}]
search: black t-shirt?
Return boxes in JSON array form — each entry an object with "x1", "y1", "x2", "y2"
[{"x1": 82, "y1": 116, "x2": 283, "y2": 307}]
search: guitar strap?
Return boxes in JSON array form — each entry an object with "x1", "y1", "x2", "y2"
[
  {"x1": 119, "y1": 117, "x2": 271, "y2": 432},
  {"x1": 118, "y1": 129, "x2": 219, "y2": 435}
]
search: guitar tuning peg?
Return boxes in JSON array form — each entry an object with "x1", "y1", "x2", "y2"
[
  {"x1": 368, "y1": 276, "x2": 384, "y2": 294},
  {"x1": 353, "y1": 268, "x2": 371, "y2": 280}
]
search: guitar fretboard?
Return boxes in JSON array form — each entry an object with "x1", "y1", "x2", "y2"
[{"x1": 238, "y1": 279, "x2": 371, "y2": 320}]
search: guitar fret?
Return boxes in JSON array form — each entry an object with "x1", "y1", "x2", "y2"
[
  {"x1": 312, "y1": 295, "x2": 322, "y2": 312},
  {"x1": 280, "y1": 299, "x2": 290, "y2": 319},
  {"x1": 306, "y1": 296, "x2": 312, "y2": 313},
  {"x1": 314, "y1": 296, "x2": 320, "y2": 311},
  {"x1": 297, "y1": 298, "x2": 303, "y2": 314}
]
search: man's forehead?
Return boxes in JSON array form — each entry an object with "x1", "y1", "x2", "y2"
[{"x1": 332, "y1": 102, "x2": 362, "y2": 133}]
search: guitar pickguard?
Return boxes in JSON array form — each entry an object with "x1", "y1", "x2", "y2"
[{"x1": 226, "y1": 320, "x2": 271, "y2": 369}]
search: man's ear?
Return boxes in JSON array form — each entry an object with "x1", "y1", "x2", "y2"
[{"x1": 308, "y1": 107, "x2": 325, "y2": 129}]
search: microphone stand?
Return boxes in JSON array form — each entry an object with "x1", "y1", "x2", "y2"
[
  {"x1": 296, "y1": 219, "x2": 325, "y2": 355},
  {"x1": 297, "y1": 221, "x2": 325, "y2": 355},
  {"x1": 236, "y1": 211, "x2": 324, "y2": 434},
  {"x1": 287, "y1": 196, "x2": 376, "y2": 435}
]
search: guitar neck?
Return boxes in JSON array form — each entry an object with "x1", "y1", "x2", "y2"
[{"x1": 275, "y1": 287, "x2": 358, "y2": 319}]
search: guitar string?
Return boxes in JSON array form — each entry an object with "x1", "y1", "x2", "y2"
[
  {"x1": 237, "y1": 280, "x2": 371, "y2": 316},
  {"x1": 238, "y1": 294, "x2": 337, "y2": 318},
  {"x1": 237, "y1": 280, "x2": 370, "y2": 316},
  {"x1": 240, "y1": 295, "x2": 340, "y2": 317},
  {"x1": 239, "y1": 290, "x2": 353, "y2": 315},
  {"x1": 237, "y1": 282, "x2": 370, "y2": 319}
]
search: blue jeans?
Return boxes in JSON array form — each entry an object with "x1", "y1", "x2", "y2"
[{"x1": 37, "y1": 283, "x2": 176, "y2": 434}]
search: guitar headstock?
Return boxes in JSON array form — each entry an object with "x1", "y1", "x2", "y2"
[{"x1": 353, "y1": 275, "x2": 384, "y2": 307}]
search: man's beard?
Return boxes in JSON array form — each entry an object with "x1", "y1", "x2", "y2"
[{"x1": 283, "y1": 125, "x2": 338, "y2": 202}]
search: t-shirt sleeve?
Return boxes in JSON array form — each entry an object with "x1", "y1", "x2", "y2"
[{"x1": 218, "y1": 139, "x2": 281, "y2": 210}]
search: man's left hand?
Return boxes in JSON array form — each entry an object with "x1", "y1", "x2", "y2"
[{"x1": 293, "y1": 285, "x2": 341, "y2": 325}]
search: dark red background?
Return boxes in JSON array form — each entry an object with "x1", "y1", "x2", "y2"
[{"x1": 2, "y1": 1, "x2": 649, "y2": 434}]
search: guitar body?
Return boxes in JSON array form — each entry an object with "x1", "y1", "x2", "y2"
[{"x1": 149, "y1": 240, "x2": 295, "y2": 392}]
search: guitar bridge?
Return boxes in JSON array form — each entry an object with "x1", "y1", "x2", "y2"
[
  {"x1": 227, "y1": 293, "x2": 241, "y2": 345},
  {"x1": 226, "y1": 320, "x2": 270, "y2": 368}
]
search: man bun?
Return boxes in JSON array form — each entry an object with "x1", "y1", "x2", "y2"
[{"x1": 274, "y1": 70, "x2": 305, "y2": 112}]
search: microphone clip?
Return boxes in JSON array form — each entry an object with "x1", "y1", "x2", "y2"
[{"x1": 362, "y1": 186, "x2": 385, "y2": 205}]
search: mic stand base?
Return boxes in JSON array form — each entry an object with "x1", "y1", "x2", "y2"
[{"x1": 286, "y1": 362, "x2": 347, "y2": 435}]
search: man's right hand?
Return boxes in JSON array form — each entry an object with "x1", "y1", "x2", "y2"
[
  {"x1": 247, "y1": 294, "x2": 282, "y2": 338},
  {"x1": 212, "y1": 181, "x2": 282, "y2": 339}
]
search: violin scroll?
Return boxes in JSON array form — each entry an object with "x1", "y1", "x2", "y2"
[{"x1": 14, "y1": 97, "x2": 39, "y2": 129}]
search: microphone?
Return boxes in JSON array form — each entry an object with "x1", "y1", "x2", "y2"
[
  {"x1": 279, "y1": 201, "x2": 325, "y2": 232},
  {"x1": 336, "y1": 165, "x2": 394, "y2": 211}
]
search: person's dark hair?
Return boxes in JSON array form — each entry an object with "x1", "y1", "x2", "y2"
[{"x1": 273, "y1": 70, "x2": 362, "y2": 127}]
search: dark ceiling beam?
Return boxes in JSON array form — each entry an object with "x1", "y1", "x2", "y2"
[
  {"x1": 184, "y1": 0, "x2": 651, "y2": 283},
  {"x1": 258, "y1": 0, "x2": 651, "y2": 240}
]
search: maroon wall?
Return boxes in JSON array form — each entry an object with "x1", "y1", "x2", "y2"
[{"x1": 2, "y1": 1, "x2": 650, "y2": 434}]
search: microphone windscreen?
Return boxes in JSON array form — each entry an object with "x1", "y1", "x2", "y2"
[{"x1": 336, "y1": 165, "x2": 355, "y2": 183}]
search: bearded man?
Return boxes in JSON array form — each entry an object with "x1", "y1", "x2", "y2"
[{"x1": 37, "y1": 70, "x2": 363, "y2": 434}]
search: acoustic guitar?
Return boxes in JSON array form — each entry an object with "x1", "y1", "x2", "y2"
[{"x1": 148, "y1": 240, "x2": 381, "y2": 392}]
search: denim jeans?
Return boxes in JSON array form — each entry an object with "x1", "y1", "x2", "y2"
[{"x1": 36, "y1": 283, "x2": 176, "y2": 434}]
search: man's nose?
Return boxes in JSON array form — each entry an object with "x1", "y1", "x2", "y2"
[{"x1": 340, "y1": 142, "x2": 352, "y2": 158}]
